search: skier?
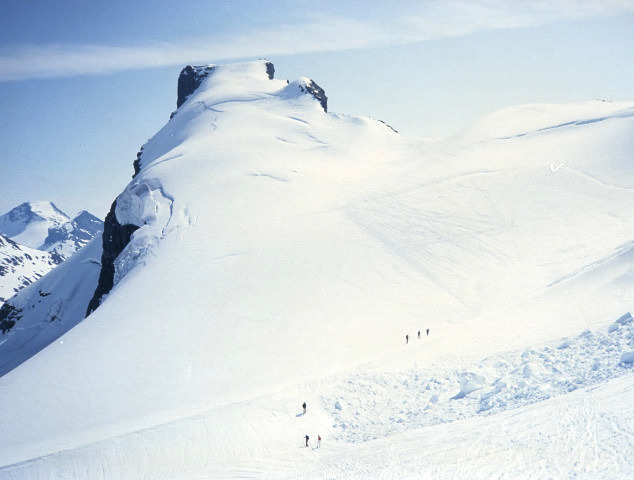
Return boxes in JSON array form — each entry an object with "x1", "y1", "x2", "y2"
[
  {"x1": 406, "y1": 334, "x2": 409, "y2": 344},
  {"x1": 305, "y1": 434, "x2": 310, "y2": 447},
  {"x1": 426, "y1": 328, "x2": 430, "y2": 336},
  {"x1": 317, "y1": 435, "x2": 321, "y2": 448},
  {"x1": 418, "y1": 330, "x2": 420, "y2": 339},
  {"x1": 302, "y1": 402, "x2": 306, "y2": 414}
]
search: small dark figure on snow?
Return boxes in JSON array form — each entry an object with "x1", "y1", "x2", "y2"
[
  {"x1": 426, "y1": 328, "x2": 430, "y2": 336},
  {"x1": 305, "y1": 434, "x2": 310, "y2": 447},
  {"x1": 317, "y1": 435, "x2": 321, "y2": 448},
  {"x1": 406, "y1": 334, "x2": 409, "y2": 344},
  {"x1": 418, "y1": 330, "x2": 420, "y2": 339},
  {"x1": 302, "y1": 402, "x2": 306, "y2": 414}
]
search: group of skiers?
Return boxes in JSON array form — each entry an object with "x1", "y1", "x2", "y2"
[
  {"x1": 301, "y1": 402, "x2": 321, "y2": 448},
  {"x1": 299, "y1": 330, "x2": 433, "y2": 448},
  {"x1": 298, "y1": 330, "x2": 433, "y2": 449},
  {"x1": 298, "y1": 330, "x2": 432, "y2": 449},
  {"x1": 406, "y1": 328, "x2": 430, "y2": 344}
]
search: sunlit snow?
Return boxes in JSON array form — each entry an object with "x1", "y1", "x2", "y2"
[{"x1": 0, "y1": 60, "x2": 632, "y2": 479}]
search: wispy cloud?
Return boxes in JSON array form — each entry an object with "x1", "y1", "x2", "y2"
[
  {"x1": 0, "y1": 16, "x2": 379, "y2": 81},
  {"x1": 0, "y1": 0, "x2": 631, "y2": 81}
]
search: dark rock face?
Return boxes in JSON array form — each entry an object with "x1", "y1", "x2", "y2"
[
  {"x1": 176, "y1": 65, "x2": 216, "y2": 109},
  {"x1": 299, "y1": 79, "x2": 328, "y2": 113},
  {"x1": 71, "y1": 211, "x2": 104, "y2": 238},
  {"x1": 88, "y1": 59, "x2": 286, "y2": 316},
  {"x1": 42, "y1": 227, "x2": 66, "y2": 248},
  {"x1": 0, "y1": 233, "x2": 60, "y2": 304},
  {"x1": 86, "y1": 200, "x2": 139, "y2": 316},
  {"x1": 4, "y1": 203, "x2": 41, "y2": 228},
  {"x1": 377, "y1": 119, "x2": 398, "y2": 134},
  {"x1": 0, "y1": 302, "x2": 22, "y2": 334},
  {"x1": 265, "y1": 61, "x2": 275, "y2": 80},
  {"x1": 133, "y1": 148, "x2": 143, "y2": 178}
]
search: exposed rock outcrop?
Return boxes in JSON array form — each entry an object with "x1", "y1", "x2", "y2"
[
  {"x1": 0, "y1": 302, "x2": 21, "y2": 334},
  {"x1": 298, "y1": 78, "x2": 328, "y2": 113},
  {"x1": 176, "y1": 65, "x2": 217, "y2": 109},
  {"x1": 176, "y1": 60, "x2": 276, "y2": 109},
  {"x1": 86, "y1": 201, "x2": 139, "y2": 315},
  {"x1": 0, "y1": 233, "x2": 61, "y2": 306}
]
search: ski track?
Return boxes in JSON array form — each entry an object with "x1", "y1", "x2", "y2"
[{"x1": 305, "y1": 376, "x2": 634, "y2": 480}]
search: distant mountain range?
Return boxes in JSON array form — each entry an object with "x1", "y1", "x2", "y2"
[{"x1": 0, "y1": 201, "x2": 103, "y2": 305}]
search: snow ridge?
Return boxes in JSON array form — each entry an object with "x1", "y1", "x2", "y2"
[{"x1": 450, "y1": 101, "x2": 634, "y2": 145}]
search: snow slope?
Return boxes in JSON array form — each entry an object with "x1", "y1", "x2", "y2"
[
  {"x1": 0, "y1": 233, "x2": 59, "y2": 305},
  {"x1": 0, "y1": 60, "x2": 632, "y2": 478},
  {"x1": 0, "y1": 236, "x2": 102, "y2": 376}
]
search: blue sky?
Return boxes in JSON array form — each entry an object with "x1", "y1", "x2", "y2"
[{"x1": 1, "y1": 0, "x2": 633, "y2": 219}]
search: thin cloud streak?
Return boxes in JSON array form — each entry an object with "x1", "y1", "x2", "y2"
[
  {"x1": 0, "y1": 16, "x2": 378, "y2": 81},
  {"x1": 0, "y1": 1, "x2": 631, "y2": 81}
]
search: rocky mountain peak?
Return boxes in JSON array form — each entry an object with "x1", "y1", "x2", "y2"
[
  {"x1": 0, "y1": 201, "x2": 69, "y2": 240},
  {"x1": 176, "y1": 60, "x2": 276, "y2": 109}
]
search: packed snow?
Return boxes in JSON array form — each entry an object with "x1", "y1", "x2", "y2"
[{"x1": 0, "y1": 60, "x2": 632, "y2": 479}]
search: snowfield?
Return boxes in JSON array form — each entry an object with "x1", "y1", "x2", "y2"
[{"x1": 0, "y1": 60, "x2": 632, "y2": 479}]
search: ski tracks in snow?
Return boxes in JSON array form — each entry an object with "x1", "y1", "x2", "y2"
[{"x1": 304, "y1": 374, "x2": 634, "y2": 479}]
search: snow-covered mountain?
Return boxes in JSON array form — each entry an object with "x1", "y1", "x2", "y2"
[
  {"x1": 41, "y1": 209, "x2": 104, "y2": 258},
  {"x1": 0, "y1": 202, "x2": 103, "y2": 258},
  {"x1": 0, "y1": 233, "x2": 60, "y2": 305},
  {"x1": 0, "y1": 202, "x2": 103, "y2": 308},
  {"x1": 0, "y1": 60, "x2": 632, "y2": 479},
  {"x1": 0, "y1": 201, "x2": 70, "y2": 249}
]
